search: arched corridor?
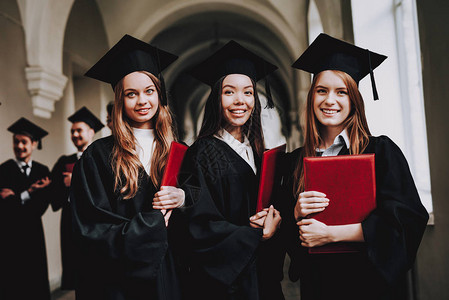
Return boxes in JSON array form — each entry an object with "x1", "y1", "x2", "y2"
[{"x1": 0, "y1": 0, "x2": 447, "y2": 299}]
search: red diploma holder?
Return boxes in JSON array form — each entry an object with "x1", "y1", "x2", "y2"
[
  {"x1": 65, "y1": 163, "x2": 76, "y2": 173},
  {"x1": 304, "y1": 154, "x2": 376, "y2": 254},
  {"x1": 256, "y1": 144, "x2": 286, "y2": 212},
  {"x1": 161, "y1": 141, "x2": 188, "y2": 187}
]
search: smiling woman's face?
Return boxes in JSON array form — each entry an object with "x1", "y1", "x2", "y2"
[
  {"x1": 122, "y1": 72, "x2": 159, "y2": 129},
  {"x1": 221, "y1": 74, "x2": 255, "y2": 136},
  {"x1": 313, "y1": 70, "x2": 351, "y2": 132}
]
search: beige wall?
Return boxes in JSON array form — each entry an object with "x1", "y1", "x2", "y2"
[
  {"x1": 0, "y1": 0, "x2": 66, "y2": 290},
  {"x1": 0, "y1": 1, "x2": 69, "y2": 184},
  {"x1": 0, "y1": 0, "x2": 34, "y2": 161}
]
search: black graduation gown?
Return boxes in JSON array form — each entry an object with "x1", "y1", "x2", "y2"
[
  {"x1": 50, "y1": 153, "x2": 79, "y2": 289},
  {"x1": 178, "y1": 137, "x2": 285, "y2": 300},
  {"x1": 0, "y1": 159, "x2": 51, "y2": 300},
  {"x1": 70, "y1": 136, "x2": 182, "y2": 300},
  {"x1": 280, "y1": 135, "x2": 429, "y2": 300}
]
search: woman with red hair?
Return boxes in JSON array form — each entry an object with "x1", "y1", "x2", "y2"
[{"x1": 281, "y1": 33, "x2": 429, "y2": 300}]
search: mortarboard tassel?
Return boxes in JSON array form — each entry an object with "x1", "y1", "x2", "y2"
[
  {"x1": 367, "y1": 49, "x2": 379, "y2": 101},
  {"x1": 263, "y1": 62, "x2": 274, "y2": 109},
  {"x1": 264, "y1": 78, "x2": 274, "y2": 109},
  {"x1": 155, "y1": 48, "x2": 168, "y2": 106},
  {"x1": 38, "y1": 139, "x2": 42, "y2": 150},
  {"x1": 159, "y1": 74, "x2": 168, "y2": 106}
]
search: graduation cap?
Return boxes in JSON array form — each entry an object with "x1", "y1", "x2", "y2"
[
  {"x1": 84, "y1": 34, "x2": 178, "y2": 105},
  {"x1": 68, "y1": 106, "x2": 104, "y2": 133},
  {"x1": 291, "y1": 33, "x2": 387, "y2": 100},
  {"x1": 189, "y1": 40, "x2": 278, "y2": 108},
  {"x1": 7, "y1": 117, "x2": 48, "y2": 149}
]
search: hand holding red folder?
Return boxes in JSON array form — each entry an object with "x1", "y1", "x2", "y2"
[
  {"x1": 256, "y1": 144, "x2": 286, "y2": 212},
  {"x1": 161, "y1": 141, "x2": 188, "y2": 187},
  {"x1": 157, "y1": 142, "x2": 188, "y2": 227},
  {"x1": 62, "y1": 163, "x2": 76, "y2": 187},
  {"x1": 303, "y1": 154, "x2": 376, "y2": 253}
]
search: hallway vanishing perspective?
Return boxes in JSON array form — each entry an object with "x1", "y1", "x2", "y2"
[{"x1": 1, "y1": 0, "x2": 448, "y2": 299}]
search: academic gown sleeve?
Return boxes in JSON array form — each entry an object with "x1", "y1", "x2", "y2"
[
  {"x1": 179, "y1": 138, "x2": 263, "y2": 286},
  {"x1": 70, "y1": 139, "x2": 168, "y2": 281},
  {"x1": 24, "y1": 163, "x2": 52, "y2": 217},
  {"x1": 0, "y1": 160, "x2": 51, "y2": 218},
  {"x1": 361, "y1": 136, "x2": 429, "y2": 285},
  {"x1": 50, "y1": 156, "x2": 70, "y2": 211}
]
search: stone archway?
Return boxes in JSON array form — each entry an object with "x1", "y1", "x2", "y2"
[
  {"x1": 16, "y1": 0, "x2": 74, "y2": 118},
  {"x1": 136, "y1": 2, "x2": 303, "y2": 145}
]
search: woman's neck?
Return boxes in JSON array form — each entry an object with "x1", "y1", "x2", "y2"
[
  {"x1": 132, "y1": 127, "x2": 154, "y2": 132},
  {"x1": 223, "y1": 125, "x2": 243, "y2": 142}
]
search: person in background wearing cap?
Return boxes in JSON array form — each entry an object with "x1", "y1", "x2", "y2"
[
  {"x1": 178, "y1": 40, "x2": 283, "y2": 300},
  {"x1": 106, "y1": 101, "x2": 114, "y2": 130},
  {"x1": 279, "y1": 33, "x2": 429, "y2": 300},
  {"x1": 71, "y1": 34, "x2": 185, "y2": 300},
  {"x1": 49, "y1": 106, "x2": 104, "y2": 291},
  {"x1": 0, "y1": 118, "x2": 52, "y2": 300}
]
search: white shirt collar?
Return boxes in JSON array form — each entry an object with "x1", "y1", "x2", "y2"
[
  {"x1": 318, "y1": 129, "x2": 350, "y2": 151},
  {"x1": 15, "y1": 159, "x2": 32, "y2": 175},
  {"x1": 338, "y1": 128, "x2": 350, "y2": 149},
  {"x1": 15, "y1": 159, "x2": 32, "y2": 168},
  {"x1": 215, "y1": 128, "x2": 251, "y2": 147},
  {"x1": 76, "y1": 152, "x2": 83, "y2": 160}
]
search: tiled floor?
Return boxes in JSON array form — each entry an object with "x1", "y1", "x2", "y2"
[
  {"x1": 53, "y1": 284, "x2": 299, "y2": 300},
  {"x1": 52, "y1": 257, "x2": 301, "y2": 300},
  {"x1": 53, "y1": 287, "x2": 299, "y2": 300},
  {"x1": 281, "y1": 256, "x2": 302, "y2": 299}
]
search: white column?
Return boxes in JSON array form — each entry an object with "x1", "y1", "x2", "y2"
[
  {"x1": 351, "y1": 0, "x2": 433, "y2": 216},
  {"x1": 25, "y1": 67, "x2": 68, "y2": 118},
  {"x1": 17, "y1": 0, "x2": 74, "y2": 118}
]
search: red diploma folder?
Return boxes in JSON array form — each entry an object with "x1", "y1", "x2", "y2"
[
  {"x1": 304, "y1": 154, "x2": 376, "y2": 254},
  {"x1": 65, "y1": 163, "x2": 75, "y2": 173},
  {"x1": 256, "y1": 144, "x2": 286, "y2": 212},
  {"x1": 161, "y1": 141, "x2": 188, "y2": 187}
]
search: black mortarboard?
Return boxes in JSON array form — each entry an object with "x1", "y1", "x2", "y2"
[
  {"x1": 292, "y1": 33, "x2": 387, "y2": 100},
  {"x1": 68, "y1": 106, "x2": 104, "y2": 133},
  {"x1": 8, "y1": 117, "x2": 48, "y2": 149},
  {"x1": 84, "y1": 34, "x2": 178, "y2": 105},
  {"x1": 189, "y1": 40, "x2": 278, "y2": 108}
]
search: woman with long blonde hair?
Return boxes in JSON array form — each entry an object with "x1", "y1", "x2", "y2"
[
  {"x1": 280, "y1": 34, "x2": 428, "y2": 300},
  {"x1": 70, "y1": 35, "x2": 185, "y2": 300}
]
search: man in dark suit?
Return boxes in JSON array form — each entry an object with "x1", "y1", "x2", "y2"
[
  {"x1": 0, "y1": 118, "x2": 52, "y2": 300},
  {"x1": 50, "y1": 106, "x2": 104, "y2": 290}
]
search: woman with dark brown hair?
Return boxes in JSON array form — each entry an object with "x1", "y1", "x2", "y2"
[
  {"x1": 280, "y1": 34, "x2": 429, "y2": 300},
  {"x1": 70, "y1": 34, "x2": 184, "y2": 300},
  {"x1": 179, "y1": 41, "x2": 283, "y2": 300}
]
